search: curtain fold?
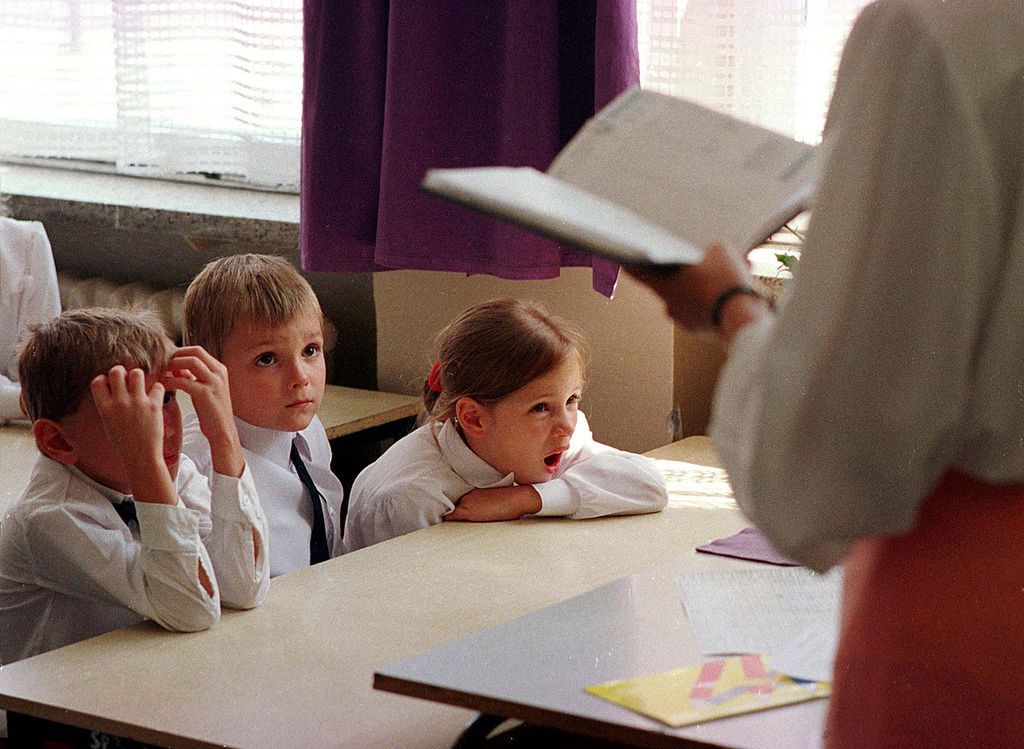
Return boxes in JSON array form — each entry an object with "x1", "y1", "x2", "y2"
[{"x1": 300, "y1": 1, "x2": 638, "y2": 297}]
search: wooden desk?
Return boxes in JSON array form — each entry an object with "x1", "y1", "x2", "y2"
[
  {"x1": 0, "y1": 440, "x2": 789, "y2": 748},
  {"x1": 177, "y1": 383, "x2": 420, "y2": 441},
  {"x1": 371, "y1": 439, "x2": 823, "y2": 748},
  {"x1": 376, "y1": 561, "x2": 825, "y2": 749},
  {"x1": 644, "y1": 435, "x2": 721, "y2": 467},
  {"x1": 316, "y1": 384, "x2": 419, "y2": 440}
]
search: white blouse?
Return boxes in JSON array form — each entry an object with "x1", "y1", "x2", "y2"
[
  {"x1": 0, "y1": 218, "x2": 60, "y2": 422},
  {"x1": 711, "y1": 0, "x2": 1024, "y2": 571},
  {"x1": 343, "y1": 411, "x2": 668, "y2": 553}
]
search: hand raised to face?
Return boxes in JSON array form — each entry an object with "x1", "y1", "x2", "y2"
[{"x1": 162, "y1": 345, "x2": 245, "y2": 478}]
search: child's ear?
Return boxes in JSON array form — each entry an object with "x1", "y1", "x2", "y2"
[
  {"x1": 454, "y1": 397, "x2": 489, "y2": 439},
  {"x1": 33, "y1": 418, "x2": 77, "y2": 465}
]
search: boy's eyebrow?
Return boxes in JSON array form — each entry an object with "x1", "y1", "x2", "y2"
[{"x1": 237, "y1": 328, "x2": 325, "y2": 352}]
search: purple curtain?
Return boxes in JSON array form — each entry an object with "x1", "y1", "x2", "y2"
[{"x1": 300, "y1": 1, "x2": 639, "y2": 298}]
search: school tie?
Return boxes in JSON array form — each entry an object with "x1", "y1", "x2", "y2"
[
  {"x1": 112, "y1": 499, "x2": 137, "y2": 527},
  {"x1": 290, "y1": 442, "x2": 331, "y2": 565}
]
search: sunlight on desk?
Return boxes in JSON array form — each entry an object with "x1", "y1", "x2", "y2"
[{"x1": 654, "y1": 459, "x2": 736, "y2": 509}]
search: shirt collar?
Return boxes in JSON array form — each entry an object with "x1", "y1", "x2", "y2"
[
  {"x1": 236, "y1": 415, "x2": 303, "y2": 469},
  {"x1": 234, "y1": 416, "x2": 312, "y2": 468},
  {"x1": 66, "y1": 463, "x2": 133, "y2": 504},
  {"x1": 434, "y1": 419, "x2": 514, "y2": 488}
]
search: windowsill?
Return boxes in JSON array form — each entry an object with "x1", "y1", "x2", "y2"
[
  {"x1": 1, "y1": 162, "x2": 299, "y2": 245},
  {"x1": 2, "y1": 162, "x2": 798, "y2": 273}
]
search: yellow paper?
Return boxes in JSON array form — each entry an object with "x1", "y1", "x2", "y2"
[{"x1": 585, "y1": 655, "x2": 830, "y2": 727}]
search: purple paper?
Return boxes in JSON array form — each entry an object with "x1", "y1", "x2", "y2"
[{"x1": 696, "y1": 527, "x2": 799, "y2": 566}]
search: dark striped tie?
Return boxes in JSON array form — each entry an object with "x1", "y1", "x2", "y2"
[
  {"x1": 112, "y1": 500, "x2": 137, "y2": 527},
  {"x1": 290, "y1": 443, "x2": 331, "y2": 565}
]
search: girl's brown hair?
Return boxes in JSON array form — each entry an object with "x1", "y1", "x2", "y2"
[{"x1": 422, "y1": 299, "x2": 585, "y2": 422}]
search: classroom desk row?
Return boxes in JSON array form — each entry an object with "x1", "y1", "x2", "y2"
[
  {"x1": 0, "y1": 437, "x2": 826, "y2": 748},
  {"x1": 0, "y1": 384, "x2": 420, "y2": 518}
]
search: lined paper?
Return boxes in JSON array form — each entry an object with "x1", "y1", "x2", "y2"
[{"x1": 676, "y1": 567, "x2": 842, "y2": 682}]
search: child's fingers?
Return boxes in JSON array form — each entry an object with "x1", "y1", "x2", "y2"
[
  {"x1": 165, "y1": 354, "x2": 212, "y2": 382},
  {"x1": 147, "y1": 379, "x2": 166, "y2": 406},
  {"x1": 125, "y1": 367, "x2": 149, "y2": 396},
  {"x1": 107, "y1": 365, "x2": 128, "y2": 385},
  {"x1": 99, "y1": 365, "x2": 130, "y2": 401},
  {"x1": 173, "y1": 344, "x2": 213, "y2": 359},
  {"x1": 165, "y1": 374, "x2": 214, "y2": 402},
  {"x1": 90, "y1": 373, "x2": 112, "y2": 403},
  {"x1": 173, "y1": 346, "x2": 222, "y2": 370},
  {"x1": 162, "y1": 368, "x2": 198, "y2": 383},
  {"x1": 166, "y1": 353, "x2": 227, "y2": 385}
]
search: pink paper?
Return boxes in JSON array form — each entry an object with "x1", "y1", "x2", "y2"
[{"x1": 696, "y1": 527, "x2": 799, "y2": 566}]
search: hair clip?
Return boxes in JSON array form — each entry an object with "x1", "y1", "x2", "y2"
[{"x1": 427, "y1": 360, "x2": 444, "y2": 393}]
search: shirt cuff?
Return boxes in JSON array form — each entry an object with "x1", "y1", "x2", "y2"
[
  {"x1": 135, "y1": 502, "x2": 202, "y2": 552},
  {"x1": 209, "y1": 464, "x2": 261, "y2": 522},
  {"x1": 531, "y1": 480, "x2": 580, "y2": 517},
  {"x1": 0, "y1": 380, "x2": 24, "y2": 423}
]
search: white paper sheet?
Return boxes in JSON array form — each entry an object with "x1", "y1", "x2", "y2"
[{"x1": 676, "y1": 567, "x2": 842, "y2": 682}]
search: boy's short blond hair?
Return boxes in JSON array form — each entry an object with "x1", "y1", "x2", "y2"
[
  {"x1": 18, "y1": 307, "x2": 174, "y2": 422},
  {"x1": 183, "y1": 254, "x2": 322, "y2": 359}
]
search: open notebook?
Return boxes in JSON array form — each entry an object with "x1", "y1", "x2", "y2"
[{"x1": 422, "y1": 86, "x2": 818, "y2": 267}]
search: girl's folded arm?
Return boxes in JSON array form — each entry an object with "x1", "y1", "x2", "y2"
[{"x1": 532, "y1": 448, "x2": 668, "y2": 519}]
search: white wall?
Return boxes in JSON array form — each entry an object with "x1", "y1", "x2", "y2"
[{"x1": 374, "y1": 268, "x2": 676, "y2": 454}]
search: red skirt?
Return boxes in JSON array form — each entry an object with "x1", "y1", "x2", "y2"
[{"x1": 827, "y1": 471, "x2": 1024, "y2": 747}]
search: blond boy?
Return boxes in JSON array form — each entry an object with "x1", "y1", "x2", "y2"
[
  {"x1": 0, "y1": 308, "x2": 269, "y2": 667},
  {"x1": 182, "y1": 254, "x2": 343, "y2": 576}
]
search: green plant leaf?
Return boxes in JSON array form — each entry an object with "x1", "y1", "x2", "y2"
[{"x1": 776, "y1": 252, "x2": 799, "y2": 272}]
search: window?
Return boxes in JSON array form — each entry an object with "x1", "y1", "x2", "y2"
[
  {"x1": 637, "y1": 0, "x2": 873, "y2": 144},
  {"x1": 0, "y1": 1, "x2": 302, "y2": 191},
  {"x1": 2, "y1": 2, "x2": 870, "y2": 194}
]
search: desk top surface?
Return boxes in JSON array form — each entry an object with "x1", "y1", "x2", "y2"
[
  {"x1": 175, "y1": 382, "x2": 420, "y2": 439},
  {"x1": 317, "y1": 384, "x2": 420, "y2": 439},
  {"x1": 0, "y1": 438, "x2": 804, "y2": 749},
  {"x1": 376, "y1": 559, "x2": 824, "y2": 749}
]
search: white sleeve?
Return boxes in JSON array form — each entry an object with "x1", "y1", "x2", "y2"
[
  {"x1": 532, "y1": 413, "x2": 669, "y2": 519},
  {"x1": 0, "y1": 222, "x2": 59, "y2": 422},
  {"x1": 344, "y1": 469, "x2": 455, "y2": 551},
  {"x1": 710, "y1": 3, "x2": 999, "y2": 571},
  {"x1": 22, "y1": 223, "x2": 60, "y2": 327},
  {"x1": 0, "y1": 378, "x2": 22, "y2": 423},
  {"x1": 180, "y1": 412, "x2": 214, "y2": 475},
  {"x1": 20, "y1": 502, "x2": 220, "y2": 633},
  {"x1": 178, "y1": 460, "x2": 270, "y2": 610}
]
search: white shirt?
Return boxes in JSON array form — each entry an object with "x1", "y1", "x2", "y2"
[
  {"x1": 343, "y1": 411, "x2": 668, "y2": 552},
  {"x1": 182, "y1": 413, "x2": 344, "y2": 577},
  {"x1": 0, "y1": 454, "x2": 269, "y2": 665},
  {"x1": 711, "y1": 0, "x2": 1024, "y2": 571},
  {"x1": 0, "y1": 218, "x2": 60, "y2": 422}
]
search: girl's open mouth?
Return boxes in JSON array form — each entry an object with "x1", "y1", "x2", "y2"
[{"x1": 543, "y1": 451, "x2": 563, "y2": 473}]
